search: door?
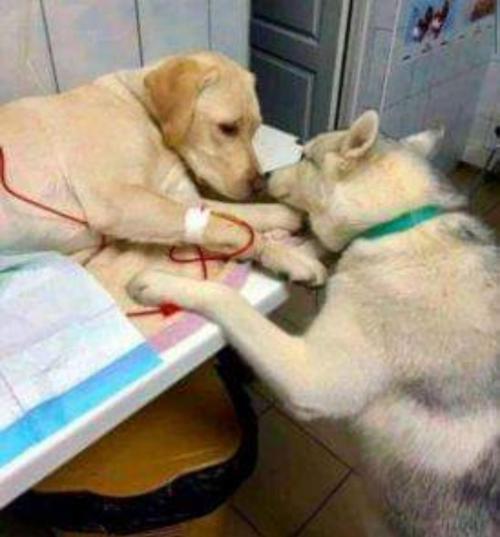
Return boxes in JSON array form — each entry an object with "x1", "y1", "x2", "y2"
[{"x1": 250, "y1": 0, "x2": 349, "y2": 140}]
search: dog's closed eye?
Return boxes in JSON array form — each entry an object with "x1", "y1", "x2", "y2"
[{"x1": 219, "y1": 122, "x2": 239, "y2": 136}]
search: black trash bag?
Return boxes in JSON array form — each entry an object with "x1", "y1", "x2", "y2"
[{"x1": 9, "y1": 352, "x2": 258, "y2": 535}]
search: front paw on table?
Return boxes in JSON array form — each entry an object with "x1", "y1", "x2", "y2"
[
  {"x1": 259, "y1": 205, "x2": 303, "y2": 233},
  {"x1": 127, "y1": 269, "x2": 185, "y2": 306}
]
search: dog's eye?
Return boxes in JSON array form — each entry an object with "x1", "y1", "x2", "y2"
[{"x1": 219, "y1": 123, "x2": 239, "y2": 136}]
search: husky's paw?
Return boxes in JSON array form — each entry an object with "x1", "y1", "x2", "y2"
[
  {"x1": 127, "y1": 269, "x2": 200, "y2": 309},
  {"x1": 286, "y1": 254, "x2": 327, "y2": 287},
  {"x1": 260, "y1": 242, "x2": 327, "y2": 287}
]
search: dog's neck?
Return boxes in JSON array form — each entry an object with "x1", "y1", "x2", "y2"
[
  {"x1": 104, "y1": 65, "x2": 161, "y2": 122},
  {"x1": 349, "y1": 205, "x2": 446, "y2": 244},
  {"x1": 338, "y1": 206, "x2": 476, "y2": 269}
]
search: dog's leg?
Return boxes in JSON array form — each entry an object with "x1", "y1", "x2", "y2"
[
  {"x1": 203, "y1": 200, "x2": 302, "y2": 233},
  {"x1": 128, "y1": 270, "x2": 320, "y2": 416},
  {"x1": 81, "y1": 184, "x2": 260, "y2": 254},
  {"x1": 79, "y1": 184, "x2": 326, "y2": 284},
  {"x1": 128, "y1": 271, "x2": 390, "y2": 419}
]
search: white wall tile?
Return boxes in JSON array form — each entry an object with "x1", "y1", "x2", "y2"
[
  {"x1": 210, "y1": 0, "x2": 249, "y2": 66},
  {"x1": 384, "y1": 59, "x2": 414, "y2": 107},
  {"x1": 43, "y1": 0, "x2": 140, "y2": 90},
  {"x1": 371, "y1": 0, "x2": 400, "y2": 30},
  {"x1": 362, "y1": 29, "x2": 392, "y2": 110},
  {"x1": 475, "y1": 60, "x2": 500, "y2": 116},
  {"x1": 138, "y1": 0, "x2": 209, "y2": 63},
  {"x1": 410, "y1": 54, "x2": 432, "y2": 96},
  {"x1": 463, "y1": 58, "x2": 499, "y2": 165},
  {"x1": 381, "y1": 101, "x2": 407, "y2": 138},
  {"x1": 402, "y1": 91, "x2": 428, "y2": 134},
  {"x1": 0, "y1": 0, "x2": 55, "y2": 103},
  {"x1": 463, "y1": 143, "x2": 489, "y2": 168}
]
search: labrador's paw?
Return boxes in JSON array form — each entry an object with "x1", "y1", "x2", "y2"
[
  {"x1": 260, "y1": 242, "x2": 327, "y2": 287},
  {"x1": 258, "y1": 204, "x2": 302, "y2": 233}
]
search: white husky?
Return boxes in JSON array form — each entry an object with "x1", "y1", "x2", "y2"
[{"x1": 129, "y1": 111, "x2": 500, "y2": 536}]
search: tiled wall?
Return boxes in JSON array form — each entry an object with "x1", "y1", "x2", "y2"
[
  {"x1": 464, "y1": 58, "x2": 500, "y2": 165},
  {"x1": 0, "y1": 0, "x2": 249, "y2": 104},
  {"x1": 464, "y1": 5, "x2": 499, "y2": 166},
  {"x1": 352, "y1": 0, "x2": 496, "y2": 171}
]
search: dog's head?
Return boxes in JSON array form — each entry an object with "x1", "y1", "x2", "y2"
[
  {"x1": 269, "y1": 110, "x2": 450, "y2": 251},
  {"x1": 145, "y1": 52, "x2": 262, "y2": 200}
]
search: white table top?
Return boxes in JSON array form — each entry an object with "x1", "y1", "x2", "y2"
[{"x1": 0, "y1": 270, "x2": 287, "y2": 509}]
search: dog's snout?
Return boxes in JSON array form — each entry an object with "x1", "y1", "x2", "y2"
[
  {"x1": 264, "y1": 171, "x2": 272, "y2": 181},
  {"x1": 249, "y1": 172, "x2": 264, "y2": 193}
]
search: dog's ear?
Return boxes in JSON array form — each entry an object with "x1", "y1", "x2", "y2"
[
  {"x1": 401, "y1": 125, "x2": 444, "y2": 158},
  {"x1": 145, "y1": 57, "x2": 219, "y2": 147},
  {"x1": 340, "y1": 110, "x2": 379, "y2": 159}
]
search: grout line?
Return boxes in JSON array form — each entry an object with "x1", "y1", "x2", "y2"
[
  {"x1": 258, "y1": 401, "x2": 274, "y2": 418},
  {"x1": 292, "y1": 469, "x2": 353, "y2": 537},
  {"x1": 133, "y1": 0, "x2": 144, "y2": 67},
  {"x1": 207, "y1": 0, "x2": 213, "y2": 50},
  {"x1": 39, "y1": 0, "x2": 60, "y2": 93},
  {"x1": 274, "y1": 314, "x2": 303, "y2": 333},
  {"x1": 349, "y1": 0, "x2": 374, "y2": 121},
  {"x1": 273, "y1": 405, "x2": 354, "y2": 471},
  {"x1": 231, "y1": 504, "x2": 267, "y2": 536},
  {"x1": 249, "y1": 387, "x2": 275, "y2": 412}
]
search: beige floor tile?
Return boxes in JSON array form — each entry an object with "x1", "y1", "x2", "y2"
[
  {"x1": 247, "y1": 386, "x2": 273, "y2": 416},
  {"x1": 270, "y1": 311, "x2": 302, "y2": 334},
  {"x1": 301, "y1": 419, "x2": 361, "y2": 469},
  {"x1": 225, "y1": 508, "x2": 262, "y2": 537},
  {"x1": 250, "y1": 379, "x2": 278, "y2": 404},
  {"x1": 272, "y1": 284, "x2": 320, "y2": 332},
  {"x1": 299, "y1": 475, "x2": 368, "y2": 537},
  {"x1": 234, "y1": 409, "x2": 349, "y2": 536}
]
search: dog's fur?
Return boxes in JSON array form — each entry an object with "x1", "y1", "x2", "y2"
[
  {"x1": 0, "y1": 51, "x2": 325, "y2": 284},
  {"x1": 129, "y1": 111, "x2": 500, "y2": 535}
]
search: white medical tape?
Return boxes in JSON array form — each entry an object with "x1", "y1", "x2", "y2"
[{"x1": 184, "y1": 206, "x2": 211, "y2": 244}]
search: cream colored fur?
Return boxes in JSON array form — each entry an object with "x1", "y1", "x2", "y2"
[
  {"x1": 0, "y1": 51, "x2": 325, "y2": 285},
  {"x1": 129, "y1": 111, "x2": 500, "y2": 535}
]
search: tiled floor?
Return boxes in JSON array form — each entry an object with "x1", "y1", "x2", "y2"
[{"x1": 231, "y1": 387, "x2": 363, "y2": 537}]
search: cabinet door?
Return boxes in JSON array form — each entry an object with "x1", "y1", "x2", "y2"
[{"x1": 251, "y1": 0, "x2": 347, "y2": 139}]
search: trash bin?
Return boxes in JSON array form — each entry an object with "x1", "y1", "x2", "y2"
[{"x1": 10, "y1": 357, "x2": 257, "y2": 536}]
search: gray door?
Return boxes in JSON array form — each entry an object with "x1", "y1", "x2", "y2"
[{"x1": 250, "y1": 0, "x2": 347, "y2": 140}]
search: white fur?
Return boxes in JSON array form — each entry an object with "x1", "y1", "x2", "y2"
[{"x1": 128, "y1": 111, "x2": 500, "y2": 532}]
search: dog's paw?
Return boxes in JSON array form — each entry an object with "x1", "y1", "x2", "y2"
[
  {"x1": 259, "y1": 205, "x2": 303, "y2": 233},
  {"x1": 127, "y1": 269, "x2": 193, "y2": 307},
  {"x1": 288, "y1": 255, "x2": 327, "y2": 287},
  {"x1": 260, "y1": 242, "x2": 327, "y2": 287}
]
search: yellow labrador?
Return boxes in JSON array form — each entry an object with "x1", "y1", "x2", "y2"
[{"x1": 0, "y1": 51, "x2": 325, "y2": 284}]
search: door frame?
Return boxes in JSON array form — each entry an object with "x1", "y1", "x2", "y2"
[
  {"x1": 336, "y1": 0, "x2": 373, "y2": 127},
  {"x1": 326, "y1": 0, "x2": 353, "y2": 130}
]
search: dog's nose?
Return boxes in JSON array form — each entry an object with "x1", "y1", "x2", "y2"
[
  {"x1": 249, "y1": 173, "x2": 264, "y2": 193},
  {"x1": 264, "y1": 171, "x2": 272, "y2": 181}
]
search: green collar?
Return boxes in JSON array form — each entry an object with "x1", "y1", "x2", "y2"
[{"x1": 354, "y1": 205, "x2": 445, "y2": 242}]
